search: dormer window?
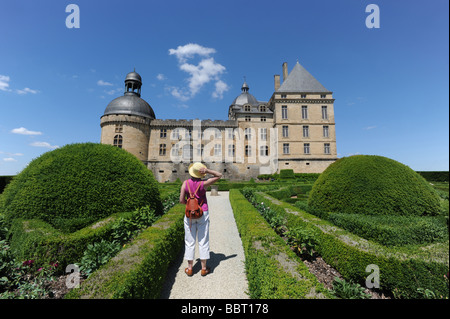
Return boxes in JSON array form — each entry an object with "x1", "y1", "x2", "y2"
[
  {"x1": 259, "y1": 105, "x2": 266, "y2": 112},
  {"x1": 244, "y1": 105, "x2": 251, "y2": 112}
]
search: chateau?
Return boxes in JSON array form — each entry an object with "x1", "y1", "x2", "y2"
[{"x1": 100, "y1": 61, "x2": 337, "y2": 182}]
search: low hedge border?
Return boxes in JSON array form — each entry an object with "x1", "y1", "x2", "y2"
[
  {"x1": 229, "y1": 189, "x2": 331, "y2": 299},
  {"x1": 253, "y1": 192, "x2": 449, "y2": 299},
  {"x1": 7, "y1": 210, "x2": 136, "y2": 272},
  {"x1": 65, "y1": 203, "x2": 185, "y2": 299}
]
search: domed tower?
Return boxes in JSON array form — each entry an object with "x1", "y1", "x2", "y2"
[
  {"x1": 228, "y1": 80, "x2": 271, "y2": 120},
  {"x1": 100, "y1": 70, "x2": 155, "y2": 162}
]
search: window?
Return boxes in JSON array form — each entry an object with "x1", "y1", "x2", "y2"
[
  {"x1": 245, "y1": 116, "x2": 251, "y2": 122},
  {"x1": 160, "y1": 128, "x2": 167, "y2": 138},
  {"x1": 260, "y1": 128, "x2": 267, "y2": 141},
  {"x1": 320, "y1": 94, "x2": 327, "y2": 98},
  {"x1": 260, "y1": 105, "x2": 266, "y2": 112},
  {"x1": 227, "y1": 129, "x2": 234, "y2": 140},
  {"x1": 260, "y1": 145, "x2": 269, "y2": 156},
  {"x1": 260, "y1": 116, "x2": 266, "y2": 122},
  {"x1": 281, "y1": 94, "x2": 287, "y2": 98},
  {"x1": 324, "y1": 143, "x2": 331, "y2": 154},
  {"x1": 115, "y1": 124, "x2": 123, "y2": 133},
  {"x1": 196, "y1": 144, "x2": 204, "y2": 156},
  {"x1": 301, "y1": 94, "x2": 307, "y2": 98},
  {"x1": 244, "y1": 105, "x2": 251, "y2": 112},
  {"x1": 323, "y1": 125, "x2": 329, "y2": 138},
  {"x1": 159, "y1": 144, "x2": 166, "y2": 156},
  {"x1": 283, "y1": 143, "x2": 289, "y2": 154},
  {"x1": 215, "y1": 130, "x2": 222, "y2": 139},
  {"x1": 113, "y1": 135, "x2": 123, "y2": 148},
  {"x1": 228, "y1": 144, "x2": 235, "y2": 157},
  {"x1": 304, "y1": 143, "x2": 310, "y2": 154},
  {"x1": 244, "y1": 128, "x2": 252, "y2": 140},
  {"x1": 322, "y1": 106, "x2": 328, "y2": 120},
  {"x1": 172, "y1": 128, "x2": 180, "y2": 139},
  {"x1": 281, "y1": 105, "x2": 288, "y2": 119},
  {"x1": 282, "y1": 125, "x2": 289, "y2": 138},
  {"x1": 245, "y1": 145, "x2": 252, "y2": 157},
  {"x1": 214, "y1": 144, "x2": 221, "y2": 156},
  {"x1": 303, "y1": 126, "x2": 309, "y2": 138},
  {"x1": 302, "y1": 106, "x2": 308, "y2": 119},
  {"x1": 182, "y1": 144, "x2": 193, "y2": 161},
  {"x1": 171, "y1": 144, "x2": 179, "y2": 156}
]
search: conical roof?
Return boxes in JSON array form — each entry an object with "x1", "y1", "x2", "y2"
[{"x1": 278, "y1": 62, "x2": 330, "y2": 93}]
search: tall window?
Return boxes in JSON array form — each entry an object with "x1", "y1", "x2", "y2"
[
  {"x1": 302, "y1": 106, "x2": 308, "y2": 119},
  {"x1": 283, "y1": 143, "x2": 289, "y2": 154},
  {"x1": 160, "y1": 128, "x2": 167, "y2": 138},
  {"x1": 322, "y1": 106, "x2": 328, "y2": 120},
  {"x1": 260, "y1": 145, "x2": 269, "y2": 156},
  {"x1": 244, "y1": 127, "x2": 252, "y2": 140},
  {"x1": 282, "y1": 125, "x2": 289, "y2": 138},
  {"x1": 324, "y1": 143, "x2": 331, "y2": 154},
  {"x1": 260, "y1": 128, "x2": 267, "y2": 141},
  {"x1": 228, "y1": 144, "x2": 235, "y2": 157},
  {"x1": 159, "y1": 144, "x2": 166, "y2": 156},
  {"x1": 303, "y1": 126, "x2": 309, "y2": 138},
  {"x1": 323, "y1": 125, "x2": 329, "y2": 138},
  {"x1": 281, "y1": 105, "x2": 288, "y2": 119},
  {"x1": 304, "y1": 143, "x2": 310, "y2": 154},
  {"x1": 245, "y1": 145, "x2": 252, "y2": 156},
  {"x1": 113, "y1": 135, "x2": 123, "y2": 148},
  {"x1": 171, "y1": 144, "x2": 179, "y2": 156},
  {"x1": 214, "y1": 144, "x2": 221, "y2": 156}
]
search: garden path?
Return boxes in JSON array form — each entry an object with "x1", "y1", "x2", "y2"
[{"x1": 160, "y1": 191, "x2": 249, "y2": 299}]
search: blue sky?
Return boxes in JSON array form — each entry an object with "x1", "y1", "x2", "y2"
[{"x1": 0, "y1": 0, "x2": 448, "y2": 175}]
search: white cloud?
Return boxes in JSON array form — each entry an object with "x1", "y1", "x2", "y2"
[
  {"x1": 166, "y1": 86, "x2": 190, "y2": 102},
  {"x1": 16, "y1": 87, "x2": 39, "y2": 95},
  {"x1": 3, "y1": 158, "x2": 17, "y2": 162},
  {"x1": 156, "y1": 73, "x2": 166, "y2": 81},
  {"x1": 212, "y1": 80, "x2": 229, "y2": 99},
  {"x1": 97, "y1": 80, "x2": 113, "y2": 86},
  {"x1": 0, "y1": 75, "x2": 11, "y2": 92},
  {"x1": 169, "y1": 43, "x2": 216, "y2": 63},
  {"x1": 11, "y1": 127, "x2": 42, "y2": 135},
  {"x1": 168, "y1": 43, "x2": 228, "y2": 100},
  {"x1": 30, "y1": 141, "x2": 59, "y2": 149}
]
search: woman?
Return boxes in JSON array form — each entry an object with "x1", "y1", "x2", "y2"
[{"x1": 179, "y1": 162, "x2": 222, "y2": 276}]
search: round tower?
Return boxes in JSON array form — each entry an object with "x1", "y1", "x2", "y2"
[{"x1": 100, "y1": 70, "x2": 155, "y2": 162}]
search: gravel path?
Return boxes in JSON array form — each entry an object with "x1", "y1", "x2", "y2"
[{"x1": 160, "y1": 191, "x2": 249, "y2": 299}]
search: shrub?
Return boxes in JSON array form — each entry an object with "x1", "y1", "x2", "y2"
[
  {"x1": 308, "y1": 155, "x2": 441, "y2": 217},
  {"x1": 1, "y1": 143, "x2": 163, "y2": 232},
  {"x1": 279, "y1": 169, "x2": 295, "y2": 179}
]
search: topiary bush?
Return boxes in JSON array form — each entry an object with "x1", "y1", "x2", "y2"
[
  {"x1": 1, "y1": 143, "x2": 162, "y2": 232},
  {"x1": 308, "y1": 155, "x2": 441, "y2": 217}
]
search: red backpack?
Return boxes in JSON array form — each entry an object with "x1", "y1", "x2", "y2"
[{"x1": 185, "y1": 180, "x2": 204, "y2": 220}]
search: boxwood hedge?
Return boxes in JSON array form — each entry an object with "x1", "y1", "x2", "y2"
[
  {"x1": 308, "y1": 155, "x2": 441, "y2": 217},
  {"x1": 1, "y1": 143, "x2": 163, "y2": 233}
]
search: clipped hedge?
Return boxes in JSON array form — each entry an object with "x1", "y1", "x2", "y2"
[
  {"x1": 229, "y1": 189, "x2": 331, "y2": 299},
  {"x1": 309, "y1": 155, "x2": 441, "y2": 217},
  {"x1": 66, "y1": 204, "x2": 185, "y2": 299},
  {"x1": 417, "y1": 171, "x2": 449, "y2": 183},
  {"x1": 1, "y1": 143, "x2": 163, "y2": 233},
  {"x1": 255, "y1": 192, "x2": 449, "y2": 299},
  {"x1": 8, "y1": 210, "x2": 135, "y2": 272}
]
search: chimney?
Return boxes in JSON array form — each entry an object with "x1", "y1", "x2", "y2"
[
  {"x1": 274, "y1": 74, "x2": 280, "y2": 91},
  {"x1": 282, "y1": 62, "x2": 288, "y2": 82}
]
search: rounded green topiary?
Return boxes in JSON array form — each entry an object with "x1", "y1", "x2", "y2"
[
  {"x1": 1, "y1": 143, "x2": 162, "y2": 232},
  {"x1": 308, "y1": 155, "x2": 441, "y2": 216}
]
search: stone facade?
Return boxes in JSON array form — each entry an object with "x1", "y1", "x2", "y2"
[{"x1": 100, "y1": 62, "x2": 338, "y2": 182}]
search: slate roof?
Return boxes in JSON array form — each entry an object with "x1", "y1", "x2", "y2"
[{"x1": 278, "y1": 62, "x2": 330, "y2": 93}]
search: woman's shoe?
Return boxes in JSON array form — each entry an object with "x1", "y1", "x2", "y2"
[
  {"x1": 201, "y1": 267, "x2": 211, "y2": 276},
  {"x1": 185, "y1": 268, "x2": 193, "y2": 277}
]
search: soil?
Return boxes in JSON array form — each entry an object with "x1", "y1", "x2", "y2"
[{"x1": 42, "y1": 274, "x2": 86, "y2": 299}]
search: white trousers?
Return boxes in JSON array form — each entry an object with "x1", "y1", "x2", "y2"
[{"x1": 184, "y1": 210, "x2": 210, "y2": 261}]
